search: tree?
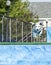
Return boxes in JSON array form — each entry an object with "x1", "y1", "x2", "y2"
[{"x1": 0, "y1": 0, "x2": 38, "y2": 23}]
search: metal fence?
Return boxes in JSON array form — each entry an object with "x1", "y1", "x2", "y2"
[{"x1": 0, "y1": 16, "x2": 47, "y2": 42}]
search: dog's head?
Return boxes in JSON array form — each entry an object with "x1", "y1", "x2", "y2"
[{"x1": 32, "y1": 22, "x2": 43, "y2": 38}]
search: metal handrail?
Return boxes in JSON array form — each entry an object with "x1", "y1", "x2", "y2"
[{"x1": 18, "y1": 32, "x2": 31, "y2": 42}]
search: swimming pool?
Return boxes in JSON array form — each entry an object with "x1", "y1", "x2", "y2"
[{"x1": 0, "y1": 45, "x2": 51, "y2": 65}]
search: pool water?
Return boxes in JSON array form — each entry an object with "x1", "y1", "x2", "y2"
[{"x1": 0, "y1": 45, "x2": 51, "y2": 65}]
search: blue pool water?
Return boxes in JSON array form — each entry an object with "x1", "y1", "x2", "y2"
[{"x1": 0, "y1": 45, "x2": 51, "y2": 65}]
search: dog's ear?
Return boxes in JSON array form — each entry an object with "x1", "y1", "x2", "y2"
[
  {"x1": 32, "y1": 23, "x2": 36, "y2": 28},
  {"x1": 39, "y1": 22, "x2": 43, "y2": 26},
  {"x1": 33, "y1": 23, "x2": 36, "y2": 26}
]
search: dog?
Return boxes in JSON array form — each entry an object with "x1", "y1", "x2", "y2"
[{"x1": 32, "y1": 22, "x2": 43, "y2": 41}]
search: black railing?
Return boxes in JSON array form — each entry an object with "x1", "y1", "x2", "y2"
[{"x1": 0, "y1": 16, "x2": 47, "y2": 42}]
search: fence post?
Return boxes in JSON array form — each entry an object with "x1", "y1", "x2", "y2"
[
  {"x1": 16, "y1": 19, "x2": 17, "y2": 42},
  {"x1": 46, "y1": 20, "x2": 48, "y2": 42},
  {"x1": 2, "y1": 16, "x2": 4, "y2": 42},
  {"x1": 6, "y1": 17, "x2": 9, "y2": 42},
  {"x1": 22, "y1": 22, "x2": 23, "y2": 42},
  {"x1": 31, "y1": 24, "x2": 32, "y2": 42},
  {"x1": 9, "y1": 18, "x2": 11, "y2": 42},
  {"x1": 26, "y1": 24, "x2": 28, "y2": 42}
]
